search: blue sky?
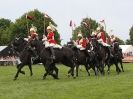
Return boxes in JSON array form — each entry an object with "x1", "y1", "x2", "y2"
[{"x1": 0, "y1": 0, "x2": 133, "y2": 44}]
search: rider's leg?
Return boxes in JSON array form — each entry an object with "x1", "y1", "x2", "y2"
[{"x1": 50, "y1": 46, "x2": 55, "y2": 59}]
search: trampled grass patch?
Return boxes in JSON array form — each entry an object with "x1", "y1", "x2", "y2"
[{"x1": 0, "y1": 63, "x2": 133, "y2": 99}]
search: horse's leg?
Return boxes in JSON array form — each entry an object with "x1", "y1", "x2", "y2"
[
  {"x1": 102, "y1": 61, "x2": 105, "y2": 75},
  {"x1": 53, "y1": 65, "x2": 59, "y2": 79},
  {"x1": 92, "y1": 65, "x2": 98, "y2": 76},
  {"x1": 42, "y1": 62, "x2": 48, "y2": 79},
  {"x1": 107, "y1": 64, "x2": 111, "y2": 75},
  {"x1": 76, "y1": 65, "x2": 79, "y2": 77},
  {"x1": 43, "y1": 61, "x2": 58, "y2": 79},
  {"x1": 49, "y1": 68, "x2": 59, "y2": 79},
  {"x1": 114, "y1": 62, "x2": 120, "y2": 74},
  {"x1": 67, "y1": 68, "x2": 72, "y2": 77},
  {"x1": 100, "y1": 64, "x2": 105, "y2": 75},
  {"x1": 85, "y1": 64, "x2": 90, "y2": 76},
  {"x1": 16, "y1": 64, "x2": 25, "y2": 75},
  {"x1": 71, "y1": 67, "x2": 76, "y2": 78},
  {"x1": 70, "y1": 62, "x2": 76, "y2": 78},
  {"x1": 120, "y1": 59, "x2": 124, "y2": 72},
  {"x1": 28, "y1": 63, "x2": 33, "y2": 76},
  {"x1": 14, "y1": 63, "x2": 24, "y2": 80}
]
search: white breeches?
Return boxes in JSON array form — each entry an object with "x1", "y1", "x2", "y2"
[
  {"x1": 76, "y1": 45, "x2": 85, "y2": 50},
  {"x1": 98, "y1": 39, "x2": 110, "y2": 47},
  {"x1": 43, "y1": 41, "x2": 62, "y2": 49}
]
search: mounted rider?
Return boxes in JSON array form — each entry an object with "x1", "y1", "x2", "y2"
[
  {"x1": 96, "y1": 26, "x2": 114, "y2": 59},
  {"x1": 74, "y1": 33, "x2": 86, "y2": 51},
  {"x1": 96, "y1": 26, "x2": 110, "y2": 47},
  {"x1": 28, "y1": 25, "x2": 38, "y2": 41},
  {"x1": 42, "y1": 25, "x2": 56, "y2": 59},
  {"x1": 110, "y1": 35, "x2": 124, "y2": 59}
]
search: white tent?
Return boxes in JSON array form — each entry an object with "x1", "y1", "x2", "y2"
[
  {"x1": 120, "y1": 45, "x2": 133, "y2": 54},
  {"x1": 0, "y1": 46, "x2": 7, "y2": 52}
]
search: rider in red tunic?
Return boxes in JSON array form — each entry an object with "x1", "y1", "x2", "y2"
[
  {"x1": 46, "y1": 26, "x2": 56, "y2": 59},
  {"x1": 47, "y1": 26, "x2": 56, "y2": 45},
  {"x1": 28, "y1": 26, "x2": 38, "y2": 41},
  {"x1": 76, "y1": 33, "x2": 86, "y2": 50}
]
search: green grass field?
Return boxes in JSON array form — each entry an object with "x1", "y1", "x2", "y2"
[{"x1": 0, "y1": 63, "x2": 133, "y2": 99}]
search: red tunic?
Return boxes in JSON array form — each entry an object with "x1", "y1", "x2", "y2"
[
  {"x1": 47, "y1": 31, "x2": 56, "y2": 44},
  {"x1": 82, "y1": 38, "x2": 86, "y2": 48},
  {"x1": 77, "y1": 38, "x2": 86, "y2": 48},
  {"x1": 100, "y1": 32, "x2": 106, "y2": 43}
]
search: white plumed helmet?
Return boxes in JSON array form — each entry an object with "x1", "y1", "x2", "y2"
[
  {"x1": 47, "y1": 26, "x2": 52, "y2": 30},
  {"x1": 91, "y1": 31, "x2": 96, "y2": 36},
  {"x1": 30, "y1": 27, "x2": 36, "y2": 32},
  {"x1": 78, "y1": 33, "x2": 83, "y2": 37},
  {"x1": 30, "y1": 25, "x2": 37, "y2": 32},
  {"x1": 96, "y1": 27, "x2": 101, "y2": 31}
]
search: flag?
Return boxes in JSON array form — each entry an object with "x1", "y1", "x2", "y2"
[
  {"x1": 26, "y1": 15, "x2": 33, "y2": 20},
  {"x1": 100, "y1": 19, "x2": 105, "y2": 23},
  {"x1": 69, "y1": 20, "x2": 72, "y2": 27}
]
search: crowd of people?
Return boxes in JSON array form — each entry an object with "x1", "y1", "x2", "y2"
[{"x1": 0, "y1": 56, "x2": 16, "y2": 66}]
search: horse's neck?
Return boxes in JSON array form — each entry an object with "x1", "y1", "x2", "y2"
[
  {"x1": 18, "y1": 41, "x2": 28, "y2": 52},
  {"x1": 36, "y1": 41, "x2": 44, "y2": 54}
]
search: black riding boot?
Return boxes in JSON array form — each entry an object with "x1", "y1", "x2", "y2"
[{"x1": 50, "y1": 46, "x2": 55, "y2": 59}]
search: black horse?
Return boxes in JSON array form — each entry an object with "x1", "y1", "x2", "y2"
[
  {"x1": 106, "y1": 42, "x2": 124, "y2": 74},
  {"x1": 11, "y1": 37, "x2": 59, "y2": 80},
  {"x1": 91, "y1": 37, "x2": 109, "y2": 75},
  {"x1": 11, "y1": 37, "x2": 34, "y2": 78},
  {"x1": 13, "y1": 43, "x2": 36, "y2": 80},
  {"x1": 30, "y1": 39, "x2": 76, "y2": 79},
  {"x1": 66, "y1": 42, "x2": 98, "y2": 77}
]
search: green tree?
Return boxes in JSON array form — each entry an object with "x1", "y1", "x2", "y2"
[
  {"x1": 73, "y1": 17, "x2": 99, "y2": 40},
  {"x1": 0, "y1": 18, "x2": 12, "y2": 45},
  {"x1": 125, "y1": 39, "x2": 132, "y2": 45},
  {"x1": 116, "y1": 37, "x2": 125, "y2": 45},
  {"x1": 129, "y1": 26, "x2": 133, "y2": 45}
]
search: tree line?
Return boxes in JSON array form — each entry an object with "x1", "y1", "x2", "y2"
[{"x1": 0, "y1": 9, "x2": 132, "y2": 45}]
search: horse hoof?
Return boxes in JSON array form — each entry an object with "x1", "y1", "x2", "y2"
[
  {"x1": 73, "y1": 76, "x2": 76, "y2": 79},
  {"x1": 54, "y1": 77, "x2": 59, "y2": 80},
  {"x1": 67, "y1": 74, "x2": 71, "y2": 78},
  {"x1": 13, "y1": 78, "x2": 17, "y2": 81},
  {"x1": 21, "y1": 71, "x2": 25, "y2": 75},
  {"x1": 42, "y1": 77, "x2": 46, "y2": 80},
  {"x1": 30, "y1": 73, "x2": 33, "y2": 76}
]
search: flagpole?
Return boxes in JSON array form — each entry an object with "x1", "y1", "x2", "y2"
[
  {"x1": 104, "y1": 21, "x2": 106, "y2": 32},
  {"x1": 26, "y1": 14, "x2": 29, "y2": 36},
  {"x1": 44, "y1": 13, "x2": 46, "y2": 35}
]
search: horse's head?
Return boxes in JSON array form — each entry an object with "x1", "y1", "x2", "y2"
[
  {"x1": 113, "y1": 42, "x2": 119, "y2": 51},
  {"x1": 91, "y1": 37, "x2": 98, "y2": 48},
  {"x1": 11, "y1": 36, "x2": 27, "y2": 52}
]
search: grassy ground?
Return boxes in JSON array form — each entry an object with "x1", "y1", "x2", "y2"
[{"x1": 0, "y1": 63, "x2": 133, "y2": 99}]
